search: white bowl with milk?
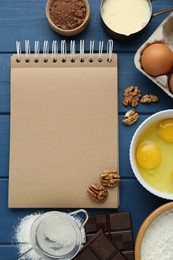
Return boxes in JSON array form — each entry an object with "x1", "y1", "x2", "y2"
[{"x1": 100, "y1": 0, "x2": 152, "y2": 40}]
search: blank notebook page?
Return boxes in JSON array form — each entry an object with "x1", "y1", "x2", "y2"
[{"x1": 9, "y1": 54, "x2": 119, "y2": 208}]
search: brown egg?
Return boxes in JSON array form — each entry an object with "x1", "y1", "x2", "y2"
[
  {"x1": 141, "y1": 43, "x2": 173, "y2": 77},
  {"x1": 169, "y1": 73, "x2": 173, "y2": 94}
]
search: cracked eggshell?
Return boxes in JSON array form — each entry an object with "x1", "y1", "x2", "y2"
[{"x1": 134, "y1": 12, "x2": 173, "y2": 98}]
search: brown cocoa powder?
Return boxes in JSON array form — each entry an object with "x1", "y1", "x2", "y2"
[{"x1": 49, "y1": 0, "x2": 87, "y2": 30}]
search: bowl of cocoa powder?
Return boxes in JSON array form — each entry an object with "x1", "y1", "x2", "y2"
[{"x1": 46, "y1": 0, "x2": 90, "y2": 36}]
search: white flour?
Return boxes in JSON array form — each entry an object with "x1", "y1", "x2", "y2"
[
  {"x1": 42, "y1": 217, "x2": 76, "y2": 245},
  {"x1": 15, "y1": 213, "x2": 42, "y2": 260},
  {"x1": 38, "y1": 216, "x2": 77, "y2": 256},
  {"x1": 141, "y1": 209, "x2": 173, "y2": 260},
  {"x1": 14, "y1": 212, "x2": 86, "y2": 260}
]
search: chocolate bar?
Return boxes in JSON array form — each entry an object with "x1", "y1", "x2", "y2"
[
  {"x1": 75, "y1": 229, "x2": 127, "y2": 260},
  {"x1": 85, "y1": 212, "x2": 134, "y2": 260}
]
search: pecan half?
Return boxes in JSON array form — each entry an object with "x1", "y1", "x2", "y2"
[
  {"x1": 122, "y1": 109, "x2": 139, "y2": 126},
  {"x1": 123, "y1": 86, "x2": 141, "y2": 108},
  {"x1": 87, "y1": 183, "x2": 108, "y2": 202},
  {"x1": 100, "y1": 170, "x2": 120, "y2": 187},
  {"x1": 140, "y1": 94, "x2": 159, "y2": 103}
]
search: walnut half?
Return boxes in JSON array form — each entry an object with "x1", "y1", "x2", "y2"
[
  {"x1": 87, "y1": 183, "x2": 108, "y2": 202},
  {"x1": 100, "y1": 170, "x2": 120, "y2": 187},
  {"x1": 123, "y1": 86, "x2": 141, "y2": 108},
  {"x1": 122, "y1": 109, "x2": 139, "y2": 126},
  {"x1": 140, "y1": 94, "x2": 159, "y2": 103}
]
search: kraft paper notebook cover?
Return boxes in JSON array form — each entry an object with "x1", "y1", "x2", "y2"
[{"x1": 9, "y1": 40, "x2": 119, "y2": 208}]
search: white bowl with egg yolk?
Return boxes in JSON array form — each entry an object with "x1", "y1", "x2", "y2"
[{"x1": 130, "y1": 109, "x2": 173, "y2": 200}]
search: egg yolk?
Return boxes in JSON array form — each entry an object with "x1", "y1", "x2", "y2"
[
  {"x1": 158, "y1": 118, "x2": 173, "y2": 143},
  {"x1": 171, "y1": 171, "x2": 173, "y2": 182},
  {"x1": 136, "y1": 141, "x2": 161, "y2": 169}
]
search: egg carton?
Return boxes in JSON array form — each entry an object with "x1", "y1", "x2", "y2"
[{"x1": 134, "y1": 12, "x2": 173, "y2": 98}]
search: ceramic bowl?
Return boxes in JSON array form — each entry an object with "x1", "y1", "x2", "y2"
[
  {"x1": 135, "y1": 202, "x2": 173, "y2": 260},
  {"x1": 130, "y1": 109, "x2": 173, "y2": 200},
  {"x1": 46, "y1": 0, "x2": 90, "y2": 36}
]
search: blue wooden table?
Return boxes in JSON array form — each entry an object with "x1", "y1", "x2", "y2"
[{"x1": 0, "y1": 0, "x2": 173, "y2": 259}]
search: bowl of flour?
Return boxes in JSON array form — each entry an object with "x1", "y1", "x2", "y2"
[{"x1": 135, "y1": 202, "x2": 173, "y2": 260}]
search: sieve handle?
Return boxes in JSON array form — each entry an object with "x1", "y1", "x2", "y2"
[
  {"x1": 18, "y1": 247, "x2": 33, "y2": 260},
  {"x1": 69, "y1": 209, "x2": 88, "y2": 229}
]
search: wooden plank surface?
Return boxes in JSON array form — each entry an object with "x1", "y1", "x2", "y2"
[
  {"x1": 0, "y1": 0, "x2": 173, "y2": 258},
  {"x1": 0, "y1": 179, "x2": 167, "y2": 243},
  {"x1": 0, "y1": 0, "x2": 171, "y2": 52}
]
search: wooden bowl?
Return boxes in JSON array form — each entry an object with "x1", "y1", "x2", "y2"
[
  {"x1": 135, "y1": 202, "x2": 173, "y2": 260},
  {"x1": 46, "y1": 0, "x2": 90, "y2": 36}
]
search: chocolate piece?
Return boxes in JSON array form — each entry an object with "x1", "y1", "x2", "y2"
[
  {"x1": 85, "y1": 212, "x2": 134, "y2": 260},
  {"x1": 75, "y1": 229, "x2": 127, "y2": 260}
]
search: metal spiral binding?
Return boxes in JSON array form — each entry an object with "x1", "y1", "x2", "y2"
[
  {"x1": 107, "y1": 39, "x2": 113, "y2": 62},
  {"x1": 98, "y1": 41, "x2": 104, "y2": 62},
  {"x1": 15, "y1": 40, "x2": 114, "y2": 63},
  {"x1": 52, "y1": 40, "x2": 58, "y2": 62},
  {"x1": 34, "y1": 41, "x2": 40, "y2": 62},
  {"x1": 89, "y1": 40, "x2": 94, "y2": 62},
  {"x1": 43, "y1": 40, "x2": 49, "y2": 62},
  {"x1": 61, "y1": 40, "x2": 66, "y2": 62},
  {"x1": 25, "y1": 40, "x2": 30, "y2": 62},
  {"x1": 70, "y1": 40, "x2": 75, "y2": 62},
  {"x1": 16, "y1": 41, "x2": 21, "y2": 62},
  {"x1": 80, "y1": 40, "x2": 85, "y2": 62}
]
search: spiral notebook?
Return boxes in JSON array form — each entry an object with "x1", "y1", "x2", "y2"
[{"x1": 8, "y1": 40, "x2": 119, "y2": 208}]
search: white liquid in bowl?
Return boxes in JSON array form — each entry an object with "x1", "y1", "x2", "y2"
[{"x1": 101, "y1": 0, "x2": 151, "y2": 36}]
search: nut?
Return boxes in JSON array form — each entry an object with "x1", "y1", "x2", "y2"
[
  {"x1": 122, "y1": 109, "x2": 139, "y2": 125},
  {"x1": 87, "y1": 183, "x2": 108, "y2": 202},
  {"x1": 100, "y1": 170, "x2": 120, "y2": 187},
  {"x1": 123, "y1": 86, "x2": 141, "y2": 108},
  {"x1": 140, "y1": 94, "x2": 159, "y2": 103}
]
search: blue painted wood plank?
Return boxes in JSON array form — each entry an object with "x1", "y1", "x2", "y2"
[
  {"x1": 0, "y1": 116, "x2": 9, "y2": 177},
  {"x1": 0, "y1": 246, "x2": 18, "y2": 260},
  {"x1": 0, "y1": 0, "x2": 172, "y2": 52},
  {"x1": 0, "y1": 1, "x2": 173, "y2": 258},
  {"x1": 0, "y1": 54, "x2": 11, "y2": 113},
  {"x1": 0, "y1": 179, "x2": 167, "y2": 245}
]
